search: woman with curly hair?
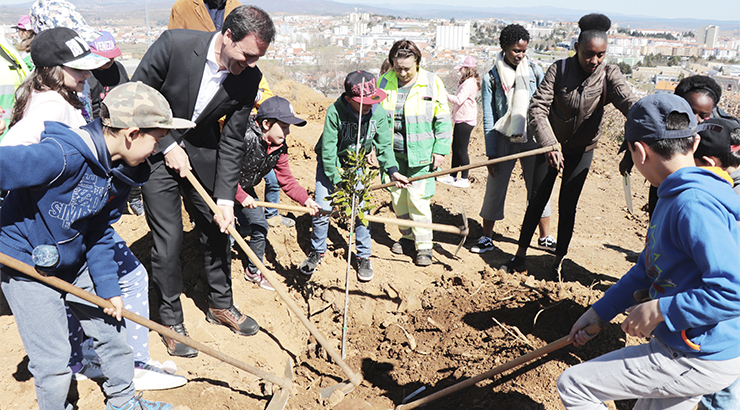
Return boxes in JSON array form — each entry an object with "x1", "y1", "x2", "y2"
[
  {"x1": 621, "y1": 75, "x2": 740, "y2": 219},
  {"x1": 502, "y1": 13, "x2": 638, "y2": 277},
  {"x1": 470, "y1": 23, "x2": 555, "y2": 255}
]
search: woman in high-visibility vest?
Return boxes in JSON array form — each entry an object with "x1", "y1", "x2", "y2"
[{"x1": 378, "y1": 39, "x2": 453, "y2": 266}]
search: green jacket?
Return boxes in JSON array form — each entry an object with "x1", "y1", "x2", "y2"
[
  {"x1": 0, "y1": 36, "x2": 30, "y2": 140},
  {"x1": 378, "y1": 67, "x2": 453, "y2": 168},
  {"x1": 315, "y1": 95, "x2": 399, "y2": 185}
]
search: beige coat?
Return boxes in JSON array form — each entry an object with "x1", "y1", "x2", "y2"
[
  {"x1": 529, "y1": 55, "x2": 637, "y2": 153},
  {"x1": 168, "y1": 0, "x2": 241, "y2": 31}
]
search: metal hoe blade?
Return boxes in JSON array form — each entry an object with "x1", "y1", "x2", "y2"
[
  {"x1": 453, "y1": 204, "x2": 469, "y2": 258},
  {"x1": 320, "y1": 380, "x2": 357, "y2": 399},
  {"x1": 266, "y1": 358, "x2": 294, "y2": 410}
]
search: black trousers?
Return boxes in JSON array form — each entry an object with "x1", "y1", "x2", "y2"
[
  {"x1": 450, "y1": 122, "x2": 474, "y2": 179},
  {"x1": 142, "y1": 159, "x2": 233, "y2": 326},
  {"x1": 517, "y1": 148, "x2": 594, "y2": 257}
]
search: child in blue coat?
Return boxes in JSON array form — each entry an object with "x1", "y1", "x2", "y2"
[
  {"x1": 0, "y1": 81, "x2": 194, "y2": 410},
  {"x1": 559, "y1": 94, "x2": 740, "y2": 409}
]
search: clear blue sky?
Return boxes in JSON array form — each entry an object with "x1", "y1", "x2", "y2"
[{"x1": 3, "y1": 0, "x2": 739, "y2": 21}]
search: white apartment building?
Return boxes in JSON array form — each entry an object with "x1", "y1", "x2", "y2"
[{"x1": 435, "y1": 23, "x2": 470, "y2": 50}]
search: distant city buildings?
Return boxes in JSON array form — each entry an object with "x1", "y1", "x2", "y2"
[{"x1": 1, "y1": 11, "x2": 738, "y2": 95}]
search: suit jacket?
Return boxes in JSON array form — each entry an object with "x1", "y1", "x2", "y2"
[
  {"x1": 168, "y1": 0, "x2": 241, "y2": 31},
  {"x1": 131, "y1": 29, "x2": 260, "y2": 200}
]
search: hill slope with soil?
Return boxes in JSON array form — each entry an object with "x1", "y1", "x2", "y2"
[{"x1": 3, "y1": 79, "x2": 723, "y2": 410}]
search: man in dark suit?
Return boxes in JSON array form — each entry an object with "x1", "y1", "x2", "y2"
[{"x1": 132, "y1": 5, "x2": 275, "y2": 357}]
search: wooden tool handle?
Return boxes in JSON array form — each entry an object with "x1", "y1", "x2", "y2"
[
  {"x1": 370, "y1": 144, "x2": 561, "y2": 191},
  {"x1": 395, "y1": 322, "x2": 601, "y2": 409},
  {"x1": 251, "y1": 201, "x2": 466, "y2": 235},
  {"x1": 0, "y1": 251, "x2": 292, "y2": 389},
  {"x1": 185, "y1": 172, "x2": 364, "y2": 388}
]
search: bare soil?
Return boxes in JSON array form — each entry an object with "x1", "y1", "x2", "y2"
[{"x1": 0, "y1": 79, "x2": 666, "y2": 410}]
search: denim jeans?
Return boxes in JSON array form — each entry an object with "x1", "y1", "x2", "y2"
[
  {"x1": 699, "y1": 376, "x2": 740, "y2": 410},
  {"x1": 2, "y1": 264, "x2": 135, "y2": 410},
  {"x1": 237, "y1": 187, "x2": 270, "y2": 273},
  {"x1": 310, "y1": 160, "x2": 371, "y2": 258},
  {"x1": 263, "y1": 170, "x2": 280, "y2": 219}
]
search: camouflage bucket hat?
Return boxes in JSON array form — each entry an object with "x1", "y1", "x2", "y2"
[{"x1": 101, "y1": 82, "x2": 196, "y2": 129}]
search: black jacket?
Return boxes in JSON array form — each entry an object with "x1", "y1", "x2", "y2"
[{"x1": 131, "y1": 29, "x2": 261, "y2": 200}]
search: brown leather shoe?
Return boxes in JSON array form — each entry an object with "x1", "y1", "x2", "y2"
[
  {"x1": 160, "y1": 323, "x2": 198, "y2": 358},
  {"x1": 206, "y1": 305, "x2": 259, "y2": 336}
]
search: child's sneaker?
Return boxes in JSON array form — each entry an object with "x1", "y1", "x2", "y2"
[
  {"x1": 244, "y1": 267, "x2": 275, "y2": 291},
  {"x1": 299, "y1": 252, "x2": 324, "y2": 276},
  {"x1": 470, "y1": 236, "x2": 495, "y2": 254},
  {"x1": 436, "y1": 175, "x2": 456, "y2": 185},
  {"x1": 73, "y1": 357, "x2": 104, "y2": 381},
  {"x1": 81, "y1": 337, "x2": 96, "y2": 359},
  {"x1": 267, "y1": 214, "x2": 295, "y2": 227},
  {"x1": 106, "y1": 392, "x2": 173, "y2": 410},
  {"x1": 133, "y1": 359, "x2": 187, "y2": 391},
  {"x1": 128, "y1": 198, "x2": 145, "y2": 216},
  {"x1": 451, "y1": 178, "x2": 470, "y2": 188},
  {"x1": 356, "y1": 257, "x2": 374, "y2": 282},
  {"x1": 537, "y1": 235, "x2": 557, "y2": 252}
]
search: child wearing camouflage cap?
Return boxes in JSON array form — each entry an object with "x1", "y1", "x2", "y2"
[{"x1": 0, "y1": 81, "x2": 194, "y2": 410}]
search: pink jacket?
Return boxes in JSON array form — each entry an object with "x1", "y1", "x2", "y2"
[{"x1": 447, "y1": 77, "x2": 478, "y2": 126}]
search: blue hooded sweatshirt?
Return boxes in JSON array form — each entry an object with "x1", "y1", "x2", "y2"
[
  {"x1": 0, "y1": 119, "x2": 149, "y2": 299},
  {"x1": 594, "y1": 167, "x2": 740, "y2": 360}
]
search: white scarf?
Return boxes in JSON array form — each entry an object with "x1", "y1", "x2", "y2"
[{"x1": 493, "y1": 51, "x2": 531, "y2": 143}]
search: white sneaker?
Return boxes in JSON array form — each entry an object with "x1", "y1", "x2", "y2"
[
  {"x1": 451, "y1": 178, "x2": 470, "y2": 188},
  {"x1": 74, "y1": 358, "x2": 104, "y2": 381},
  {"x1": 134, "y1": 359, "x2": 188, "y2": 390},
  {"x1": 436, "y1": 175, "x2": 456, "y2": 185},
  {"x1": 470, "y1": 236, "x2": 495, "y2": 254}
]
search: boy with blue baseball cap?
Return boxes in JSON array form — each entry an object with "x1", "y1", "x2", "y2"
[{"x1": 558, "y1": 93, "x2": 740, "y2": 409}]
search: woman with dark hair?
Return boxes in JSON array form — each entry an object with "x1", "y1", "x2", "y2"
[
  {"x1": 621, "y1": 75, "x2": 740, "y2": 218},
  {"x1": 438, "y1": 55, "x2": 479, "y2": 188},
  {"x1": 471, "y1": 23, "x2": 555, "y2": 255},
  {"x1": 675, "y1": 75, "x2": 738, "y2": 123},
  {"x1": 502, "y1": 13, "x2": 638, "y2": 277},
  {"x1": 378, "y1": 39, "x2": 453, "y2": 266}
]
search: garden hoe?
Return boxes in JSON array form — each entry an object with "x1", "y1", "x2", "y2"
[
  {"x1": 0, "y1": 251, "x2": 294, "y2": 410},
  {"x1": 251, "y1": 201, "x2": 469, "y2": 257},
  {"x1": 185, "y1": 172, "x2": 362, "y2": 401},
  {"x1": 393, "y1": 323, "x2": 602, "y2": 410},
  {"x1": 368, "y1": 143, "x2": 561, "y2": 191}
]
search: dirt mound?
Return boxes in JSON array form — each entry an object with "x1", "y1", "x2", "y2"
[{"x1": 272, "y1": 79, "x2": 335, "y2": 122}]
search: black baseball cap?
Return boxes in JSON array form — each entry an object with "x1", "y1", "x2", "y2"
[
  {"x1": 31, "y1": 27, "x2": 108, "y2": 70},
  {"x1": 256, "y1": 96, "x2": 306, "y2": 126},
  {"x1": 695, "y1": 118, "x2": 740, "y2": 159}
]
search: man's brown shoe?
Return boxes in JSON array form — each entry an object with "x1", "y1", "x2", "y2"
[
  {"x1": 206, "y1": 305, "x2": 259, "y2": 336},
  {"x1": 161, "y1": 323, "x2": 198, "y2": 358}
]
